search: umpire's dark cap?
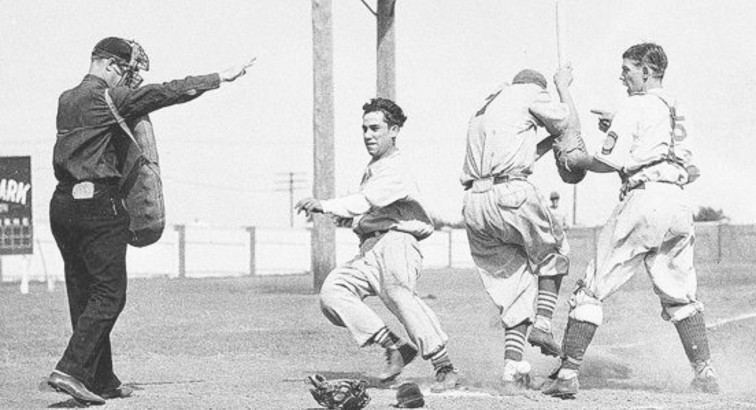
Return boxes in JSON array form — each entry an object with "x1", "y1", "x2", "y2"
[
  {"x1": 92, "y1": 37, "x2": 132, "y2": 64},
  {"x1": 512, "y1": 69, "x2": 548, "y2": 90}
]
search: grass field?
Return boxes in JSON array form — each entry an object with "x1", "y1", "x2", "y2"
[{"x1": 2, "y1": 262, "x2": 756, "y2": 409}]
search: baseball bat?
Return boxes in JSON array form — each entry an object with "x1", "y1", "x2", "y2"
[
  {"x1": 556, "y1": 0, "x2": 579, "y2": 226},
  {"x1": 556, "y1": 0, "x2": 565, "y2": 67}
]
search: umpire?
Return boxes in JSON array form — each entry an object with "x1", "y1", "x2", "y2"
[{"x1": 46, "y1": 37, "x2": 254, "y2": 404}]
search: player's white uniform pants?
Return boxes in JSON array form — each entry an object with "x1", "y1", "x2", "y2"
[
  {"x1": 463, "y1": 179, "x2": 570, "y2": 328},
  {"x1": 569, "y1": 182, "x2": 703, "y2": 326},
  {"x1": 319, "y1": 230, "x2": 448, "y2": 358}
]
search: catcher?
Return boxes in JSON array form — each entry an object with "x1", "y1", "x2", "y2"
[{"x1": 543, "y1": 44, "x2": 719, "y2": 398}]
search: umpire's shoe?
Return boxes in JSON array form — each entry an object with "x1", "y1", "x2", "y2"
[
  {"x1": 100, "y1": 384, "x2": 134, "y2": 400},
  {"x1": 47, "y1": 371, "x2": 106, "y2": 405},
  {"x1": 527, "y1": 327, "x2": 562, "y2": 357},
  {"x1": 379, "y1": 343, "x2": 418, "y2": 382}
]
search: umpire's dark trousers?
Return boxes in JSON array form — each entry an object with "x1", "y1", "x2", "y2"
[{"x1": 49, "y1": 180, "x2": 130, "y2": 394}]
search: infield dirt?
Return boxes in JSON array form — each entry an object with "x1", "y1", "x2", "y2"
[{"x1": 2, "y1": 263, "x2": 756, "y2": 409}]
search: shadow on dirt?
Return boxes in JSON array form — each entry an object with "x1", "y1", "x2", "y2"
[{"x1": 48, "y1": 399, "x2": 88, "y2": 408}]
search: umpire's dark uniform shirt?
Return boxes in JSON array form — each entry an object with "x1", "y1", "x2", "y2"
[
  {"x1": 54, "y1": 73, "x2": 220, "y2": 183},
  {"x1": 50, "y1": 73, "x2": 219, "y2": 393}
]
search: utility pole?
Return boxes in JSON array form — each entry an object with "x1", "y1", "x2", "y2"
[
  {"x1": 311, "y1": 0, "x2": 336, "y2": 291},
  {"x1": 360, "y1": 0, "x2": 397, "y2": 99},
  {"x1": 376, "y1": 0, "x2": 396, "y2": 99},
  {"x1": 274, "y1": 171, "x2": 307, "y2": 227}
]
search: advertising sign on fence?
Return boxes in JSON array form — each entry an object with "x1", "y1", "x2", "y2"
[{"x1": 0, "y1": 156, "x2": 33, "y2": 255}]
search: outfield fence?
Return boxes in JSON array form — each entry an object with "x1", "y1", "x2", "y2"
[{"x1": 1, "y1": 222, "x2": 753, "y2": 285}]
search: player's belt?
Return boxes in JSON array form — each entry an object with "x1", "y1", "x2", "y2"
[
  {"x1": 463, "y1": 174, "x2": 525, "y2": 192},
  {"x1": 359, "y1": 229, "x2": 391, "y2": 242},
  {"x1": 619, "y1": 180, "x2": 682, "y2": 200}
]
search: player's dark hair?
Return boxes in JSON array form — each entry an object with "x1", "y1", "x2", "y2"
[
  {"x1": 362, "y1": 98, "x2": 407, "y2": 128},
  {"x1": 623, "y1": 43, "x2": 667, "y2": 78}
]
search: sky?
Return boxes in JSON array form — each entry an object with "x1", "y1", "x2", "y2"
[{"x1": 2, "y1": 0, "x2": 756, "y2": 229}]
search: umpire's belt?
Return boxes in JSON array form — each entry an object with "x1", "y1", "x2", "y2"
[
  {"x1": 464, "y1": 174, "x2": 525, "y2": 192},
  {"x1": 58, "y1": 178, "x2": 120, "y2": 198}
]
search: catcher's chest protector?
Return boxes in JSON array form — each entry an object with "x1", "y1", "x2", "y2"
[{"x1": 105, "y1": 90, "x2": 166, "y2": 247}]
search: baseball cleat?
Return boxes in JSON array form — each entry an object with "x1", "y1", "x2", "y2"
[
  {"x1": 542, "y1": 376, "x2": 579, "y2": 399},
  {"x1": 430, "y1": 365, "x2": 461, "y2": 393},
  {"x1": 499, "y1": 359, "x2": 532, "y2": 396},
  {"x1": 690, "y1": 365, "x2": 720, "y2": 394},
  {"x1": 379, "y1": 343, "x2": 418, "y2": 383},
  {"x1": 527, "y1": 327, "x2": 562, "y2": 357}
]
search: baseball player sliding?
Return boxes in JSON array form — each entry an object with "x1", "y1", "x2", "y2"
[
  {"x1": 460, "y1": 69, "x2": 575, "y2": 394},
  {"x1": 543, "y1": 43, "x2": 719, "y2": 398},
  {"x1": 295, "y1": 98, "x2": 460, "y2": 392}
]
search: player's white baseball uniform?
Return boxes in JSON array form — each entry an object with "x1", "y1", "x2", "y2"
[
  {"x1": 461, "y1": 82, "x2": 571, "y2": 328},
  {"x1": 318, "y1": 150, "x2": 448, "y2": 358},
  {"x1": 569, "y1": 88, "x2": 701, "y2": 325}
]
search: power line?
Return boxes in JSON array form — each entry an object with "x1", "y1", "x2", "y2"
[
  {"x1": 163, "y1": 177, "x2": 278, "y2": 193},
  {"x1": 274, "y1": 171, "x2": 308, "y2": 227}
]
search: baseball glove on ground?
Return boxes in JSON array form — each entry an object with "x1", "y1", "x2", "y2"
[
  {"x1": 553, "y1": 129, "x2": 590, "y2": 184},
  {"x1": 308, "y1": 374, "x2": 371, "y2": 409}
]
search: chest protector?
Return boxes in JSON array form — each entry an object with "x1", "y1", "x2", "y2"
[{"x1": 105, "y1": 89, "x2": 166, "y2": 247}]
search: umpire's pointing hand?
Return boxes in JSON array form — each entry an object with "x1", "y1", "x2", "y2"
[
  {"x1": 295, "y1": 197, "x2": 324, "y2": 216},
  {"x1": 219, "y1": 57, "x2": 257, "y2": 82}
]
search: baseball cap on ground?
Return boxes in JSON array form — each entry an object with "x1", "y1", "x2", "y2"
[
  {"x1": 512, "y1": 69, "x2": 548, "y2": 90},
  {"x1": 391, "y1": 382, "x2": 424, "y2": 408}
]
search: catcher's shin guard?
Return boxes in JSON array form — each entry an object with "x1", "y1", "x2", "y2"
[
  {"x1": 674, "y1": 312, "x2": 711, "y2": 364},
  {"x1": 560, "y1": 318, "x2": 598, "y2": 371}
]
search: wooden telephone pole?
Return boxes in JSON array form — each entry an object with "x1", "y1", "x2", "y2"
[
  {"x1": 310, "y1": 0, "x2": 398, "y2": 291},
  {"x1": 311, "y1": 0, "x2": 336, "y2": 291},
  {"x1": 376, "y1": 0, "x2": 396, "y2": 99}
]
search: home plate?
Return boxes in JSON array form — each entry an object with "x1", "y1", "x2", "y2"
[{"x1": 424, "y1": 387, "x2": 499, "y2": 398}]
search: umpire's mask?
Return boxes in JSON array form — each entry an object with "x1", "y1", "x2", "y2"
[{"x1": 92, "y1": 37, "x2": 150, "y2": 88}]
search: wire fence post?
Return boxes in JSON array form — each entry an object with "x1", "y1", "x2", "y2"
[
  {"x1": 447, "y1": 228, "x2": 453, "y2": 268},
  {"x1": 175, "y1": 224, "x2": 186, "y2": 279},
  {"x1": 592, "y1": 226, "x2": 600, "y2": 260},
  {"x1": 247, "y1": 226, "x2": 257, "y2": 276},
  {"x1": 717, "y1": 222, "x2": 724, "y2": 264}
]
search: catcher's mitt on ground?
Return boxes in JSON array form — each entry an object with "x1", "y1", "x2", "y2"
[
  {"x1": 308, "y1": 374, "x2": 371, "y2": 409},
  {"x1": 553, "y1": 128, "x2": 590, "y2": 184}
]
